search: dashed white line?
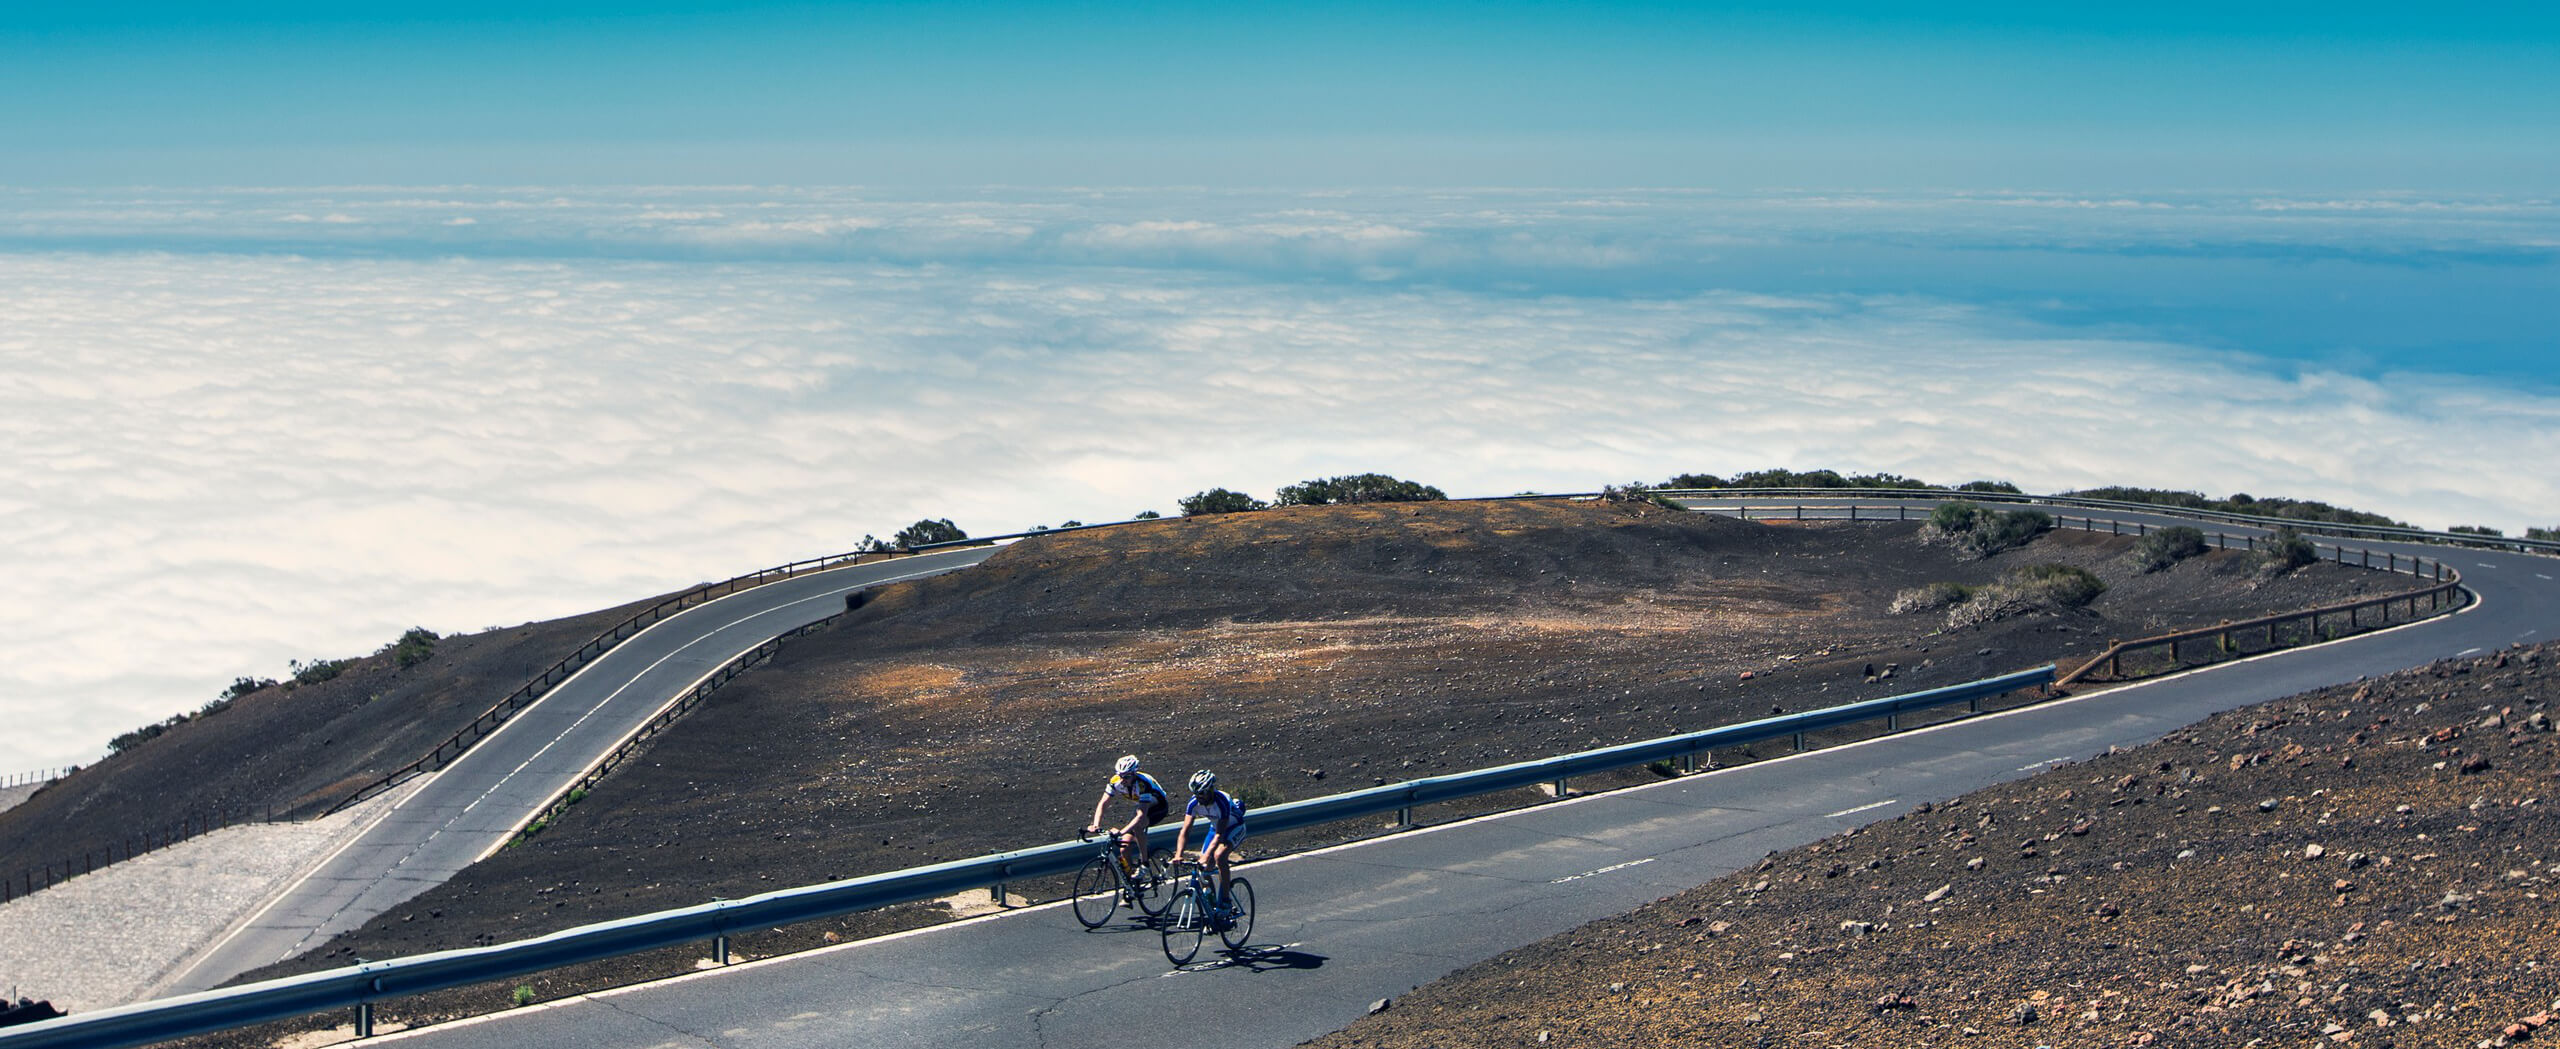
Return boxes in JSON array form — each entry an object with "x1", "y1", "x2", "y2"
[
  {"x1": 2537, "y1": 574, "x2": 2553, "y2": 581},
  {"x1": 2458, "y1": 647, "x2": 2485, "y2": 657},
  {"x1": 1823, "y1": 799, "x2": 1899, "y2": 819},
  {"x1": 2017, "y1": 758, "x2": 2069, "y2": 772},
  {"x1": 1551, "y1": 858, "x2": 1657, "y2": 884}
]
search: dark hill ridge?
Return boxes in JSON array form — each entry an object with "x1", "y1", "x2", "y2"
[
  {"x1": 199, "y1": 498, "x2": 2399, "y2": 1040},
  {"x1": 0, "y1": 591, "x2": 682, "y2": 884},
  {"x1": 1313, "y1": 642, "x2": 2560, "y2": 1049}
]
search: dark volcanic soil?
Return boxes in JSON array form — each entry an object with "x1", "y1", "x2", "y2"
[
  {"x1": 0, "y1": 593, "x2": 686, "y2": 883},
  {"x1": 189, "y1": 498, "x2": 2413, "y2": 1043},
  {"x1": 1312, "y1": 643, "x2": 2560, "y2": 1049}
]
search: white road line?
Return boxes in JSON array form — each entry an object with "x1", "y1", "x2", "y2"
[
  {"x1": 1551, "y1": 858, "x2": 1656, "y2": 884},
  {"x1": 458, "y1": 565, "x2": 960, "y2": 819},
  {"x1": 1823, "y1": 799, "x2": 1899, "y2": 819},
  {"x1": 2458, "y1": 647, "x2": 2485, "y2": 657},
  {"x1": 2537, "y1": 574, "x2": 2553, "y2": 581},
  {"x1": 2016, "y1": 758, "x2": 2069, "y2": 772}
]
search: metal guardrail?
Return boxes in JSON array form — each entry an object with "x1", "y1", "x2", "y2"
[
  {"x1": 0, "y1": 667, "x2": 2051, "y2": 1049},
  {"x1": 504, "y1": 614, "x2": 851, "y2": 848},
  {"x1": 1662, "y1": 487, "x2": 2560, "y2": 556},
  {"x1": 0, "y1": 768, "x2": 73, "y2": 790},
  {"x1": 320, "y1": 525, "x2": 1101, "y2": 817},
  {"x1": 1681, "y1": 502, "x2": 2473, "y2": 690}
]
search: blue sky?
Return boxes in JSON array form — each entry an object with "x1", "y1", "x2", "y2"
[{"x1": 5, "y1": 2, "x2": 2557, "y2": 188}]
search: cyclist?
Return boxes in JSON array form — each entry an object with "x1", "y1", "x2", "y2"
[
  {"x1": 1084, "y1": 755, "x2": 1170, "y2": 879},
  {"x1": 1172, "y1": 769, "x2": 1247, "y2": 915}
]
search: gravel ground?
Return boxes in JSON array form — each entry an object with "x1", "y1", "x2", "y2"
[
  {"x1": 0, "y1": 780, "x2": 421, "y2": 1012},
  {"x1": 1311, "y1": 642, "x2": 2560, "y2": 1049}
]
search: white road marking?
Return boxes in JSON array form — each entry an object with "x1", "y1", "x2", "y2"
[
  {"x1": 2536, "y1": 574, "x2": 2553, "y2": 581},
  {"x1": 1551, "y1": 857, "x2": 1656, "y2": 884},
  {"x1": 2477, "y1": 563, "x2": 2497, "y2": 569},
  {"x1": 2017, "y1": 758, "x2": 2069, "y2": 772},
  {"x1": 1823, "y1": 799, "x2": 1899, "y2": 819},
  {"x1": 2458, "y1": 647, "x2": 2485, "y2": 657}
]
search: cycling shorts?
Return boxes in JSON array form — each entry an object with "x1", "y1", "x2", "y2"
[
  {"x1": 1139, "y1": 798, "x2": 1169, "y2": 824},
  {"x1": 1203, "y1": 822, "x2": 1247, "y2": 852}
]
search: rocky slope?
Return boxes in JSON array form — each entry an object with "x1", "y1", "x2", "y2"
[{"x1": 1312, "y1": 642, "x2": 2560, "y2": 1049}]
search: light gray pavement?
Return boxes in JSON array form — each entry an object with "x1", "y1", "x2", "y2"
[
  {"x1": 151, "y1": 547, "x2": 998, "y2": 998},
  {"x1": 0, "y1": 782, "x2": 421, "y2": 1011},
  {"x1": 360, "y1": 523, "x2": 2556, "y2": 1049}
]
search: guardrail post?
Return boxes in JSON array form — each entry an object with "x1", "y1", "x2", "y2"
[
  {"x1": 1794, "y1": 505, "x2": 1803, "y2": 521},
  {"x1": 714, "y1": 934, "x2": 731, "y2": 965},
  {"x1": 1898, "y1": 504, "x2": 1907, "y2": 521},
  {"x1": 1681, "y1": 753, "x2": 1698, "y2": 774},
  {"x1": 1886, "y1": 710, "x2": 1899, "y2": 731},
  {"x1": 355, "y1": 1001, "x2": 374, "y2": 1038},
  {"x1": 1552, "y1": 776, "x2": 1570, "y2": 797},
  {"x1": 1791, "y1": 731, "x2": 1806, "y2": 751}
]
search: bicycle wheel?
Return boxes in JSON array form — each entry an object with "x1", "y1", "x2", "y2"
[
  {"x1": 1218, "y1": 878, "x2": 1255, "y2": 951},
  {"x1": 1161, "y1": 888, "x2": 1207, "y2": 965},
  {"x1": 1070, "y1": 856, "x2": 1120, "y2": 929},
  {"x1": 1132, "y1": 855, "x2": 1174, "y2": 918}
]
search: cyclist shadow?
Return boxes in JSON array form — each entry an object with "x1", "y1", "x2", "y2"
[{"x1": 1188, "y1": 946, "x2": 1327, "y2": 973}]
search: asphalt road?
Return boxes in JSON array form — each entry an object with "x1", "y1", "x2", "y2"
[
  {"x1": 355, "y1": 508, "x2": 2554, "y2": 1049},
  {"x1": 149, "y1": 547, "x2": 998, "y2": 999}
]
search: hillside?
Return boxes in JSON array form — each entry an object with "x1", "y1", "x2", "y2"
[
  {"x1": 0, "y1": 592, "x2": 681, "y2": 886},
  {"x1": 193, "y1": 498, "x2": 2406, "y2": 1039},
  {"x1": 1315, "y1": 641, "x2": 2560, "y2": 1049}
]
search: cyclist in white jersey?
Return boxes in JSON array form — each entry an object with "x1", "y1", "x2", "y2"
[
  {"x1": 1084, "y1": 755, "x2": 1170, "y2": 876},
  {"x1": 1173, "y1": 769, "x2": 1248, "y2": 910}
]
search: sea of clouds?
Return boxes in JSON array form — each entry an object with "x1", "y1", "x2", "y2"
[{"x1": 2, "y1": 186, "x2": 2554, "y2": 772}]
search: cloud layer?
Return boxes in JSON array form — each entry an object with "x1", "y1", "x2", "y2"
[{"x1": 2, "y1": 188, "x2": 2555, "y2": 772}]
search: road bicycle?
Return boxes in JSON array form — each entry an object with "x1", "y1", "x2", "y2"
[
  {"x1": 1071, "y1": 830, "x2": 1171, "y2": 928},
  {"x1": 1159, "y1": 859, "x2": 1254, "y2": 965}
]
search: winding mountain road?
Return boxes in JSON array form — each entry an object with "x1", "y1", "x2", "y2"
[
  {"x1": 339, "y1": 503, "x2": 2552, "y2": 1049},
  {"x1": 150, "y1": 547, "x2": 999, "y2": 999}
]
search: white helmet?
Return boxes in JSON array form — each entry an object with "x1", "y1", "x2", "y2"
[
  {"x1": 1188, "y1": 770, "x2": 1217, "y2": 795},
  {"x1": 1114, "y1": 754, "x2": 1141, "y2": 776}
]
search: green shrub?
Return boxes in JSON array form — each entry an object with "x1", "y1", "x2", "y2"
[
  {"x1": 2449, "y1": 524, "x2": 2504, "y2": 537},
  {"x1": 2064, "y1": 486, "x2": 2404, "y2": 528},
  {"x1": 2259, "y1": 528, "x2": 2320, "y2": 575},
  {"x1": 1956, "y1": 480, "x2": 2023, "y2": 494},
  {"x1": 290, "y1": 658, "x2": 353, "y2": 686},
  {"x1": 1927, "y1": 501, "x2": 1984, "y2": 532},
  {"x1": 1179, "y1": 488, "x2": 1267, "y2": 516},
  {"x1": 383, "y1": 627, "x2": 439, "y2": 669},
  {"x1": 1133, "y1": 510, "x2": 1163, "y2": 520},
  {"x1": 2129, "y1": 525, "x2": 2210, "y2": 573},
  {"x1": 1889, "y1": 581, "x2": 1976, "y2": 614},
  {"x1": 893, "y1": 518, "x2": 968, "y2": 547},
  {"x1": 1922, "y1": 502, "x2": 2050, "y2": 558},
  {"x1": 510, "y1": 985, "x2": 536, "y2": 1008},
  {"x1": 2529, "y1": 525, "x2": 2558, "y2": 541},
  {"x1": 2003, "y1": 563, "x2": 2107, "y2": 608},
  {"x1": 1274, "y1": 473, "x2": 1446, "y2": 506}
]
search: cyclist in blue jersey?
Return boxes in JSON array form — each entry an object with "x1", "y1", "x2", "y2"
[
  {"x1": 1172, "y1": 769, "x2": 1247, "y2": 912},
  {"x1": 1084, "y1": 755, "x2": 1170, "y2": 877}
]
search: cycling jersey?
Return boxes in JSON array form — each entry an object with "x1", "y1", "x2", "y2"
[
  {"x1": 1185, "y1": 790, "x2": 1247, "y2": 834},
  {"x1": 1106, "y1": 771, "x2": 1168, "y2": 808}
]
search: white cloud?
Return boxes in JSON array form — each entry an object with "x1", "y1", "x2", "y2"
[{"x1": 0, "y1": 189, "x2": 2553, "y2": 773}]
